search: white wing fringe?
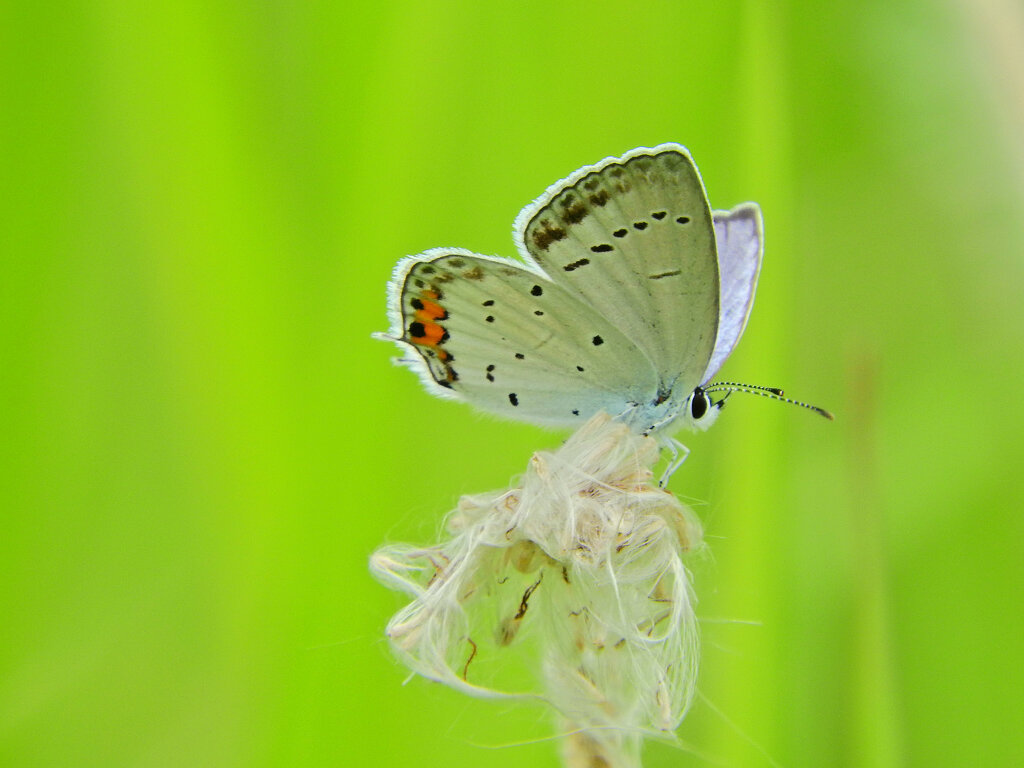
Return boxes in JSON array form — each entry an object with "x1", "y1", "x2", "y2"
[{"x1": 370, "y1": 412, "x2": 705, "y2": 762}]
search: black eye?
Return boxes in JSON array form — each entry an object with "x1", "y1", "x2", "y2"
[{"x1": 690, "y1": 388, "x2": 709, "y2": 419}]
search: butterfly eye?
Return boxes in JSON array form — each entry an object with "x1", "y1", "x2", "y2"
[{"x1": 690, "y1": 387, "x2": 709, "y2": 420}]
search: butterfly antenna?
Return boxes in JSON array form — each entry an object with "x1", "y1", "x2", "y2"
[
  {"x1": 704, "y1": 382, "x2": 834, "y2": 420},
  {"x1": 710, "y1": 381, "x2": 787, "y2": 397}
]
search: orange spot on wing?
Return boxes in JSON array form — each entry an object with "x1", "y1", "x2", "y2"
[
  {"x1": 415, "y1": 298, "x2": 447, "y2": 322},
  {"x1": 411, "y1": 322, "x2": 445, "y2": 346}
]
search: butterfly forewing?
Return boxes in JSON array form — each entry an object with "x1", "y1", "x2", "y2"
[
  {"x1": 384, "y1": 250, "x2": 659, "y2": 426},
  {"x1": 517, "y1": 145, "x2": 719, "y2": 397}
]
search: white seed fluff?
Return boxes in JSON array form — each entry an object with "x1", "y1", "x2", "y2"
[{"x1": 370, "y1": 412, "x2": 704, "y2": 758}]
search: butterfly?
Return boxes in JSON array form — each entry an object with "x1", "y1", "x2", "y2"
[{"x1": 376, "y1": 144, "x2": 824, "y2": 441}]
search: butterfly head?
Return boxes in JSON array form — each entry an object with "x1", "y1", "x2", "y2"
[
  {"x1": 631, "y1": 385, "x2": 724, "y2": 435},
  {"x1": 680, "y1": 386, "x2": 725, "y2": 432}
]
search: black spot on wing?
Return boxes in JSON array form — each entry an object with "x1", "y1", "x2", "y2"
[
  {"x1": 564, "y1": 258, "x2": 591, "y2": 271},
  {"x1": 652, "y1": 211, "x2": 667, "y2": 220},
  {"x1": 613, "y1": 228, "x2": 627, "y2": 238},
  {"x1": 592, "y1": 335, "x2": 604, "y2": 346},
  {"x1": 508, "y1": 393, "x2": 519, "y2": 406},
  {"x1": 531, "y1": 285, "x2": 543, "y2": 296},
  {"x1": 589, "y1": 244, "x2": 613, "y2": 253}
]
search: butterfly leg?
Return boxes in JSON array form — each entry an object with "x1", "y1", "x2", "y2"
[{"x1": 659, "y1": 437, "x2": 691, "y2": 487}]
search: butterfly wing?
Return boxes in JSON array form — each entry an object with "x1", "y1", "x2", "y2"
[
  {"x1": 702, "y1": 203, "x2": 763, "y2": 382},
  {"x1": 515, "y1": 144, "x2": 719, "y2": 399},
  {"x1": 377, "y1": 248, "x2": 659, "y2": 427}
]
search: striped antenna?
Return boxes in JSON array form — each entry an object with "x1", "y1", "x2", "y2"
[
  {"x1": 709, "y1": 381, "x2": 787, "y2": 397},
  {"x1": 704, "y1": 382, "x2": 834, "y2": 420}
]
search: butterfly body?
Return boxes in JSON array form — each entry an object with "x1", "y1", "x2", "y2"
[{"x1": 377, "y1": 144, "x2": 763, "y2": 436}]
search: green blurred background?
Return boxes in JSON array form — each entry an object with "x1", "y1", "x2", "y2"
[{"x1": 3, "y1": 1, "x2": 1023, "y2": 766}]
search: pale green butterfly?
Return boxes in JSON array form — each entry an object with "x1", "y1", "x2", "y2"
[{"x1": 376, "y1": 144, "x2": 830, "y2": 463}]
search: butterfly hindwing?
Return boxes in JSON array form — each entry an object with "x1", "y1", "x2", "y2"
[
  {"x1": 380, "y1": 249, "x2": 659, "y2": 426},
  {"x1": 515, "y1": 144, "x2": 719, "y2": 397},
  {"x1": 704, "y1": 204, "x2": 763, "y2": 382}
]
